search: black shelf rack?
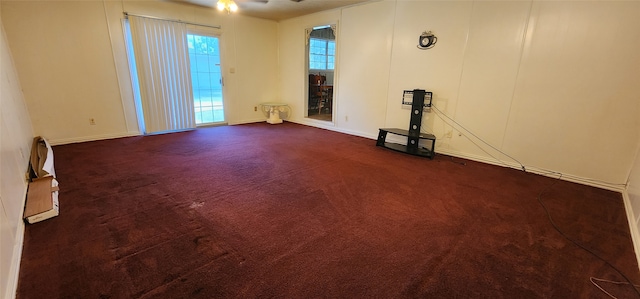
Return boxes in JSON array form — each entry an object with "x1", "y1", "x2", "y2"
[{"x1": 376, "y1": 89, "x2": 436, "y2": 159}]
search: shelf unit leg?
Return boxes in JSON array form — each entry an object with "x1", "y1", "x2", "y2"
[{"x1": 376, "y1": 130, "x2": 388, "y2": 146}]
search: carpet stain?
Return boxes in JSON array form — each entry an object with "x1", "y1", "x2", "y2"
[{"x1": 189, "y1": 201, "x2": 205, "y2": 209}]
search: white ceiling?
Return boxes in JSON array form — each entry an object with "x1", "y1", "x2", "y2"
[{"x1": 171, "y1": 0, "x2": 371, "y2": 21}]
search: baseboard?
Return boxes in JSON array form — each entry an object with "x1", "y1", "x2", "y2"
[
  {"x1": 4, "y1": 221, "x2": 25, "y2": 299},
  {"x1": 3, "y1": 164, "x2": 30, "y2": 299},
  {"x1": 621, "y1": 190, "x2": 640, "y2": 273},
  {"x1": 229, "y1": 118, "x2": 269, "y2": 126},
  {"x1": 48, "y1": 131, "x2": 141, "y2": 146},
  {"x1": 435, "y1": 147, "x2": 625, "y2": 192},
  {"x1": 287, "y1": 119, "x2": 379, "y2": 140}
]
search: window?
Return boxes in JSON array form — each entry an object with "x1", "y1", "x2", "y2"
[{"x1": 309, "y1": 38, "x2": 335, "y2": 70}]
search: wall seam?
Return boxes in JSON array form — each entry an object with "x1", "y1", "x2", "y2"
[
  {"x1": 102, "y1": 0, "x2": 131, "y2": 132},
  {"x1": 382, "y1": 0, "x2": 398, "y2": 128},
  {"x1": 499, "y1": 0, "x2": 534, "y2": 149}
]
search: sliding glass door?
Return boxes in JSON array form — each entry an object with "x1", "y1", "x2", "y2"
[
  {"x1": 123, "y1": 18, "x2": 226, "y2": 134},
  {"x1": 187, "y1": 34, "x2": 225, "y2": 125}
]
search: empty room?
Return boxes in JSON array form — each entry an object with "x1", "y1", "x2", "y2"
[{"x1": 2, "y1": 0, "x2": 640, "y2": 298}]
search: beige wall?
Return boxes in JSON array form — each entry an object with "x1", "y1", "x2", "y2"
[
  {"x1": 0, "y1": 20, "x2": 34, "y2": 299},
  {"x1": 2, "y1": 2, "x2": 130, "y2": 144},
  {"x1": 278, "y1": 9, "x2": 341, "y2": 129},
  {"x1": 1, "y1": 0, "x2": 279, "y2": 145},
  {"x1": 278, "y1": 0, "x2": 640, "y2": 188}
]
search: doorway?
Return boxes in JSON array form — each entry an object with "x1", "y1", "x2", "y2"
[
  {"x1": 187, "y1": 34, "x2": 225, "y2": 125},
  {"x1": 306, "y1": 25, "x2": 336, "y2": 122}
]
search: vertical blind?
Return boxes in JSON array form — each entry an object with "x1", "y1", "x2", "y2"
[{"x1": 128, "y1": 15, "x2": 195, "y2": 134}]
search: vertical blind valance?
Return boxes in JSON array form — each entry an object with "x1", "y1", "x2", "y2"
[{"x1": 128, "y1": 15, "x2": 195, "y2": 134}]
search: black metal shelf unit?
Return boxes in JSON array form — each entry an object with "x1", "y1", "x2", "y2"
[{"x1": 376, "y1": 89, "x2": 436, "y2": 159}]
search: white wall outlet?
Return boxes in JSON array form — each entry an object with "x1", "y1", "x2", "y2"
[{"x1": 254, "y1": 106, "x2": 257, "y2": 112}]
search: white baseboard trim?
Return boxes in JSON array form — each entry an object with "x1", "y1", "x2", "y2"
[
  {"x1": 229, "y1": 118, "x2": 269, "y2": 126},
  {"x1": 286, "y1": 119, "x2": 379, "y2": 140},
  {"x1": 5, "y1": 222, "x2": 25, "y2": 299},
  {"x1": 48, "y1": 131, "x2": 141, "y2": 146},
  {"x1": 621, "y1": 190, "x2": 640, "y2": 273},
  {"x1": 4, "y1": 181, "x2": 27, "y2": 299},
  {"x1": 435, "y1": 147, "x2": 625, "y2": 192}
]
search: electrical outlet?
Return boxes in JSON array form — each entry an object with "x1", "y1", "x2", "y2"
[
  {"x1": 90, "y1": 118, "x2": 96, "y2": 125},
  {"x1": 345, "y1": 115, "x2": 348, "y2": 122},
  {"x1": 254, "y1": 106, "x2": 257, "y2": 112}
]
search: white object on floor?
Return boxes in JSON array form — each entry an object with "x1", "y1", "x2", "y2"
[{"x1": 260, "y1": 102, "x2": 289, "y2": 124}]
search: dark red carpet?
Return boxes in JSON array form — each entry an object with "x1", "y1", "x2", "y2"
[{"x1": 17, "y1": 122, "x2": 640, "y2": 298}]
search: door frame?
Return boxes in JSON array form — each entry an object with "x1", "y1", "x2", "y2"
[
  {"x1": 304, "y1": 23, "x2": 338, "y2": 124},
  {"x1": 187, "y1": 27, "x2": 228, "y2": 126}
]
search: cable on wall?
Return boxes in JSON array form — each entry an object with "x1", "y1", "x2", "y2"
[
  {"x1": 415, "y1": 85, "x2": 633, "y2": 297},
  {"x1": 428, "y1": 104, "x2": 628, "y2": 187},
  {"x1": 431, "y1": 103, "x2": 526, "y2": 171}
]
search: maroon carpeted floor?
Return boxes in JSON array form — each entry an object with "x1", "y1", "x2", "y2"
[{"x1": 17, "y1": 122, "x2": 640, "y2": 298}]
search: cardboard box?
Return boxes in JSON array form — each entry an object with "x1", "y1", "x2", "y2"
[{"x1": 24, "y1": 176, "x2": 59, "y2": 224}]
